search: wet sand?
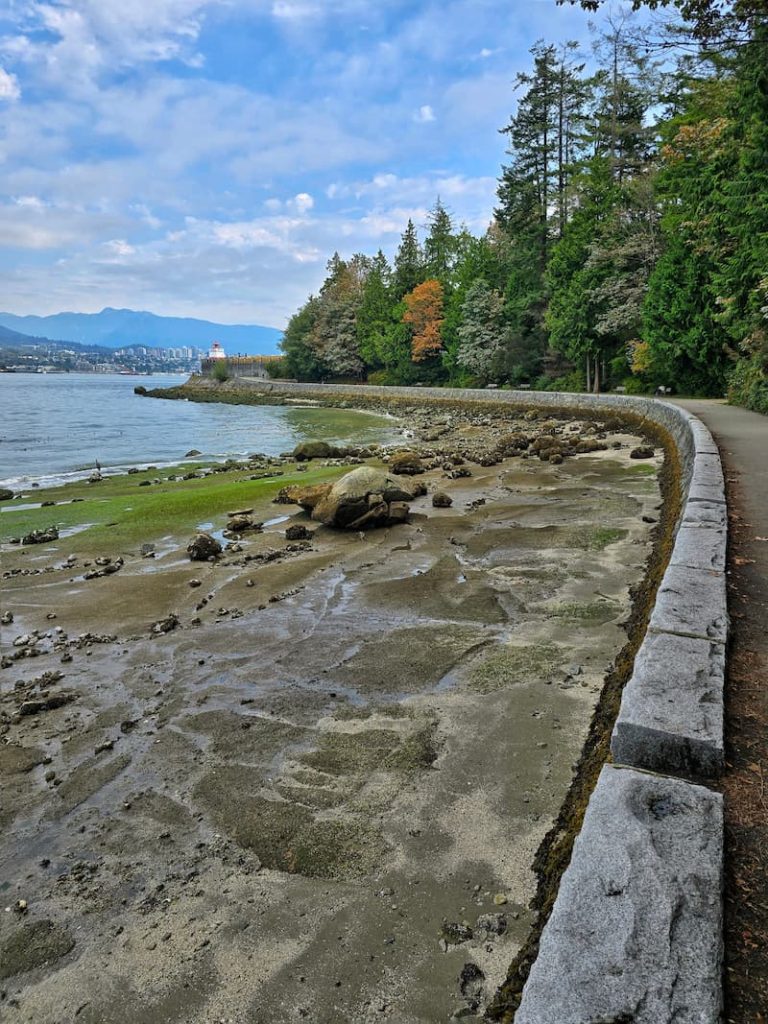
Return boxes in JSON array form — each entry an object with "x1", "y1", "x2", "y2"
[{"x1": 0, "y1": 411, "x2": 662, "y2": 1023}]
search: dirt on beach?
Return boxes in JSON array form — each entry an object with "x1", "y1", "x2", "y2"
[{"x1": 0, "y1": 404, "x2": 662, "y2": 1024}]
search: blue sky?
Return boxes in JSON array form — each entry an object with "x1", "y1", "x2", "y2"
[{"x1": 0, "y1": 0, "x2": 633, "y2": 328}]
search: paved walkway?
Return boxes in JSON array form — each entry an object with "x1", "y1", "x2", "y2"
[{"x1": 674, "y1": 399, "x2": 768, "y2": 1024}]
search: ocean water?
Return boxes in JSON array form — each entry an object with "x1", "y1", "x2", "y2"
[{"x1": 0, "y1": 373, "x2": 401, "y2": 489}]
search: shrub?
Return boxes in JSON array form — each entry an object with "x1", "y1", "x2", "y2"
[{"x1": 211, "y1": 360, "x2": 229, "y2": 383}]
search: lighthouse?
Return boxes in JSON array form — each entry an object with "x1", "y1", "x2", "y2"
[{"x1": 208, "y1": 341, "x2": 226, "y2": 360}]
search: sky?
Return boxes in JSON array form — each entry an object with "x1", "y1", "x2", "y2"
[{"x1": 0, "y1": 0, "x2": 632, "y2": 329}]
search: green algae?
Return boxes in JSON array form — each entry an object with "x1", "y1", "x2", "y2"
[
  {"x1": 300, "y1": 724, "x2": 438, "y2": 776},
  {"x1": 194, "y1": 765, "x2": 386, "y2": 879},
  {"x1": 468, "y1": 643, "x2": 564, "y2": 694}
]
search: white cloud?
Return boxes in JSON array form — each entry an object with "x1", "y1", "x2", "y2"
[
  {"x1": 414, "y1": 104, "x2": 436, "y2": 124},
  {"x1": 291, "y1": 192, "x2": 314, "y2": 214},
  {"x1": 271, "y1": 1, "x2": 319, "y2": 19},
  {"x1": 0, "y1": 67, "x2": 20, "y2": 101}
]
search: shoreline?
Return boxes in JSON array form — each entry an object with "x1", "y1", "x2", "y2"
[{"x1": 0, "y1": 395, "x2": 668, "y2": 1022}]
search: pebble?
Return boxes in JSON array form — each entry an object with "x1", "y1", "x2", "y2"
[{"x1": 493, "y1": 894, "x2": 508, "y2": 906}]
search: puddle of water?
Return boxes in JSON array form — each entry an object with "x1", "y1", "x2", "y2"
[{"x1": 264, "y1": 515, "x2": 290, "y2": 528}]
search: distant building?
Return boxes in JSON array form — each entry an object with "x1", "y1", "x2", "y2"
[{"x1": 208, "y1": 341, "x2": 226, "y2": 360}]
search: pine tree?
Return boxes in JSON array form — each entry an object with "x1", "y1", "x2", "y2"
[
  {"x1": 423, "y1": 199, "x2": 456, "y2": 285},
  {"x1": 393, "y1": 220, "x2": 423, "y2": 300}
]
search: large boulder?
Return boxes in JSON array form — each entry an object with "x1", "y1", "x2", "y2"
[
  {"x1": 292, "y1": 440, "x2": 342, "y2": 461},
  {"x1": 187, "y1": 532, "x2": 222, "y2": 561},
  {"x1": 311, "y1": 467, "x2": 412, "y2": 530},
  {"x1": 0, "y1": 488, "x2": 14, "y2": 502},
  {"x1": 274, "y1": 483, "x2": 333, "y2": 509}
]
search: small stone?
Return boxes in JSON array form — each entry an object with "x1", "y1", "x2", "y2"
[
  {"x1": 432, "y1": 491, "x2": 453, "y2": 508},
  {"x1": 630, "y1": 445, "x2": 655, "y2": 460},
  {"x1": 493, "y1": 894, "x2": 508, "y2": 906}
]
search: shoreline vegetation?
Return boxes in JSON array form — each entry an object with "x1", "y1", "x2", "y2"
[
  {"x1": 254, "y1": 12, "x2": 768, "y2": 415},
  {"x1": 1, "y1": 381, "x2": 676, "y2": 1021}
]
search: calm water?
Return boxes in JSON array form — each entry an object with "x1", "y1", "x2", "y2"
[{"x1": 0, "y1": 373, "x2": 400, "y2": 489}]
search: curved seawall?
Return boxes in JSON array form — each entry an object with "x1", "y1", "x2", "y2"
[{"x1": 157, "y1": 378, "x2": 727, "y2": 1022}]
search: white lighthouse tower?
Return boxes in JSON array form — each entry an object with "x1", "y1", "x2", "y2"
[{"x1": 208, "y1": 340, "x2": 226, "y2": 360}]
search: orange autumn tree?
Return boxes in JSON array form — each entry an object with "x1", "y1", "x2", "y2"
[{"x1": 403, "y1": 278, "x2": 444, "y2": 362}]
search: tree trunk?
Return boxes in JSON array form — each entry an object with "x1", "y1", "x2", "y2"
[
  {"x1": 593, "y1": 356, "x2": 601, "y2": 395},
  {"x1": 586, "y1": 353, "x2": 592, "y2": 393}
]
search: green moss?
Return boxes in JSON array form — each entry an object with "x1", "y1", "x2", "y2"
[{"x1": 468, "y1": 643, "x2": 563, "y2": 694}]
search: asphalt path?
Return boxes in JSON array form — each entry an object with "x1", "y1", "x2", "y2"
[{"x1": 674, "y1": 399, "x2": 768, "y2": 1024}]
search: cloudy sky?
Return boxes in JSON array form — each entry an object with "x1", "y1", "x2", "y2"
[{"x1": 0, "y1": 0, "x2": 623, "y2": 328}]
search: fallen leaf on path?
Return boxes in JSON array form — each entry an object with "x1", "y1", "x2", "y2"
[{"x1": 734, "y1": 557, "x2": 756, "y2": 566}]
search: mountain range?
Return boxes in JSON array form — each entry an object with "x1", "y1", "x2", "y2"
[{"x1": 0, "y1": 308, "x2": 283, "y2": 355}]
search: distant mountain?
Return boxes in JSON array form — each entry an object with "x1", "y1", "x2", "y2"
[
  {"x1": 0, "y1": 324, "x2": 45, "y2": 347},
  {"x1": 0, "y1": 324, "x2": 109, "y2": 353},
  {"x1": 0, "y1": 308, "x2": 283, "y2": 355}
]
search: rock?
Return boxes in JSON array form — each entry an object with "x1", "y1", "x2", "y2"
[
  {"x1": 311, "y1": 468, "x2": 412, "y2": 530},
  {"x1": 141, "y1": 543, "x2": 155, "y2": 557},
  {"x1": 274, "y1": 483, "x2": 333, "y2": 509},
  {"x1": 459, "y1": 963, "x2": 485, "y2": 1011},
  {"x1": 1, "y1": 611, "x2": 13, "y2": 625},
  {"x1": 386, "y1": 502, "x2": 410, "y2": 525},
  {"x1": 189, "y1": 578, "x2": 202, "y2": 588},
  {"x1": 151, "y1": 614, "x2": 180, "y2": 635},
  {"x1": 0, "y1": 487, "x2": 14, "y2": 501},
  {"x1": 185, "y1": 449, "x2": 202, "y2": 457},
  {"x1": 497, "y1": 433, "x2": 530, "y2": 455},
  {"x1": 292, "y1": 440, "x2": 342, "y2": 461},
  {"x1": 285, "y1": 524, "x2": 313, "y2": 541},
  {"x1": 630, "y1": 445, "x2": 655, "y2": 459},
  {"x1": 550, "y1": 453, "x2": 564, "y2": 465},
  {"x1": 476, "y1": 913, "x2": 507, "y2": 936},
  {"x1": 225, "y1": 515, "x2": 262, "y2": 535},
  {"x1": 432, "y1": 491, "x2": 452, "y2": 508},
  {"x1": 492, "y1": 893, "x2": 508, "y2": 906},
  {"x1": 18, "y1": 692, "x2": 77, "y2": 716},
  {"x1": 187, "y1": 533, "x2": 222, "y2": 561},
  {"x1": 389, "y1": 450, "x2": 425, "y2": 475},
  {"x1": 127, "y1": 467, "x2": 140, "y2": 474},
  {"x1": 227, "y1": 508, "x2": 254, "y2": 517},
  {"x1": 22, "y1": 527, "x2": 59, "y2": 546},
  {"x1": 441, "y1": 922, "x2": 473, "y2": 945}
]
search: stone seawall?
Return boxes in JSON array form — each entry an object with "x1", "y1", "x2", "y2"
[{"x1": 157, "y1": 377, "x2": 727, "y2": 1023}]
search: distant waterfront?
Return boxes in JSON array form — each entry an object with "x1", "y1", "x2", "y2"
[{"x1": 0, "y1": 372, "x2": 398, "y2": 489}]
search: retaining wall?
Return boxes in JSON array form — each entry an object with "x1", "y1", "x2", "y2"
[{"x1": 178, "y1": 378, "x2": 729, "y2": 1023}]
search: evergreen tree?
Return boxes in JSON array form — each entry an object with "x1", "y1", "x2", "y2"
[
  {"x1": 393, "y1": 220, "x2": 423, "y2": 300},
  {"x1": 423, "y1": 199, "x2": 457, "y2": 285},
  {"x1": 457, "y1": 280, "x2": 507, "y2": 381}
]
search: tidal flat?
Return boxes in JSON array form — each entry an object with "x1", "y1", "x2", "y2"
[{"x1": 0, "y1": 405, "x2": 663, "y2": 1023}]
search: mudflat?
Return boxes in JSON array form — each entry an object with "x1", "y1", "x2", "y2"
[{"x1": 0, "y1": 405, "x2": 662, "y2": 1023}]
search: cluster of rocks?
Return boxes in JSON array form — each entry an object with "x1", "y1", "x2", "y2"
[
  {"x1": 222, "y1": 509, "x2": 263, "y2": 539},
  {"x1": 83, "y1": 556, "x2": 123, "y2": 581},
  {"x1": 13, "y1": 526, "x2": 60, "y2": 546},
  {"x1": 276, "y1": 466, "x2": 425, "y2": 531},
  {"x1": 0, "y1": 627, "x2": 117, "y2": 670}
]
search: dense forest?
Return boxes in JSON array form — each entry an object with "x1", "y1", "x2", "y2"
[{"x1": 277, "y1": 0, "x2": 768, "y2": 412}]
